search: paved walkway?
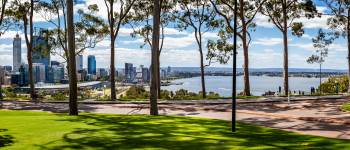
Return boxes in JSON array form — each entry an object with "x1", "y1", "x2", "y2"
[{"x1": 1, "y1": 97, "x2": 350, "y2": 139}]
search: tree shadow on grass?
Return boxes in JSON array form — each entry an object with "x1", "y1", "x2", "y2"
[
  {"x1": 0, "y1": 129, "x2": 14, "y2": 148},
  {"x1": 37, "y1": 114, "x2": 350, "y2": 150}
]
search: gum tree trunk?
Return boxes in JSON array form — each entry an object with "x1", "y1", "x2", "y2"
[
  {"x1": 347, "y1": 8, "x2": 350, "y2": 93},
  {"x1": 150, "y1": 0, "x2": 160, "y2": 115},
  {"x1": 240, "y1": 0, "x2": 251, "y2": 96},
  {"x1": 282, "y1": 0, "x2": 289, "y2": 95},
  {"x1": 67, "y1": 0, "x2": 78, "y2": 115},
  {"x1": 109, "y1": 1, "x2": 117, "y2": 101}
]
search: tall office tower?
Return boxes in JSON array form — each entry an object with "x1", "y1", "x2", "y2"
[
  {"x1": 167, "y1": 66, "x2": 171, "y2": 75},
  {"x1": 32, "y1": 30, "x2": 50, "y2": 68},
  {"x1": 142, "y1": 67, "x2": 150, "y2": 82},
  {"x1": 87, "y1": 55, "x2": 96, "y2": 75},
  {"x1": 51, "y1": 61, "x2": 61, "y2": 67},
  {"x1": 76, "y1": 55, "x2": 83, "y2": 71},
  {"x1": 125, "y1": 63, "x2": 133, "y2": 82},
  {"x1": 13, "y1": 34, "x2": 22, "y2": 72},
  {"x1": 33, "y1": 63, "x2": 46, "y2": 83}
]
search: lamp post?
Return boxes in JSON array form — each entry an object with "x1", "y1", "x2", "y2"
[{"x1": 232, "y1": 0, "x2": 238, "y2": 132}]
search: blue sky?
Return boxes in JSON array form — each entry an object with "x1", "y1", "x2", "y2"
[{"x1": 0, "y1": 0, "x2": 348, "y2": 69}]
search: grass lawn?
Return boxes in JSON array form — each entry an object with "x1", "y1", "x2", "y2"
[
  {"x1": 341, "y1": 103, "x2": 350, "y2": 112},
  {"x1": 0, "y1": 111, "x2": 349, "y2": 150}
]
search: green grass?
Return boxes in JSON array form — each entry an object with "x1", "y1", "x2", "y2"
[
  {"x1": 341, "y1": 103, "x2": 350, "y2": 112},
  {"x1": 0, "y1": 110, "x2": 349, "y2": 150}
]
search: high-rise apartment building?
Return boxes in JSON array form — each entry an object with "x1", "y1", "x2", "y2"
[
  {"x1": 87, "y1": 55, "x2": 96, "y2": 75},
  {"x1": 13, "y1": 34, "x2": 21, "y2": 72}
]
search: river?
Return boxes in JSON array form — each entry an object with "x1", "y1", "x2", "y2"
[{"x1": 161, "y1": 76, "x2": 327, "y2": 96}]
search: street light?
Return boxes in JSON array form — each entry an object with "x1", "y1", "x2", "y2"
[{"x1": 232, "y1": 0, "x2": 238, "y2": 132}]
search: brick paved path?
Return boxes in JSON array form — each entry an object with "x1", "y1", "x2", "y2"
[{"x1": 1, "y1": 98, "x2": 350, "y2": 139}]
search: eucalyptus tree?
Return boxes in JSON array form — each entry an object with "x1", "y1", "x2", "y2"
[
  {"x1": 38, "y1": 1, "x2": 107, "y2": 64},
  {"x1": 66, "y1": 0, "x2": 77, "y2": 115},
  {"x1": 0, "y1": 0, "x2": 9, "y2": 36},
  {"x1": 103, "y1": 0, "x2": 137, "y2": 100},
  {"x1": 0, "y1": 0, "x2": 9, "y2": 100},
  {"x1": 319, "y1": 0, "x2": 350, "y2": 92},
  {"x1": 260, "y1": 0, "x2": 318, "y2": 95},
  {"x1": 209, "y1": 0, "x2": 265, "y2": 96},
  {"x1": 130, "y1": 0, "x2": 175, "y2": 99},
  {"x1": 173, "y1": 0, "x2": 221, "y2": 98},
  {"x1": 39, "y1": 1, "x2": 107, "y2": 115},
  {"x1": 8, "y1": 0, "x2": 36, "y2": 100},
  {"x1": 307, "y1": 29, "x2": 332, "y2": 94},
  {"x1": 150, "y1": 0, "x2": 161, "y2": 115}
]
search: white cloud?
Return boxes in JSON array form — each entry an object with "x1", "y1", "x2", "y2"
[
  {"x1": 253, "y1": 37, "x2": 284, "y2": 46},
  {"x1": 254, "y1": 6, "x2": 330, "y2": 30}
]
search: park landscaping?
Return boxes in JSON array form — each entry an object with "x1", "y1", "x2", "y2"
[
  {"x1": 341, "y1": 103, "x2": 350, "y2": 112},
  {"x1": 0, "y1": 110, "x2": 350, "y2": 150}
]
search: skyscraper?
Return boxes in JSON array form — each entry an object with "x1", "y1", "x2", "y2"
[
  {"x1": 76, "y1": 55, "x2": 83, "y2": 71},
  {"x1": 32, "y1": 29, "x2": 50, "y2": 68},
  {"x1": 87, "y1": 55, "x2": 96, "y2": 75},
  {"x1": 13, "y1": 34, "x2": 21, "y2": 72},
  {"x1": 125, "y1": 63, "x2": 134, "y2": 82},
  {"x1": 33, "y1": 63, "x2": 46, "y2": 83}
]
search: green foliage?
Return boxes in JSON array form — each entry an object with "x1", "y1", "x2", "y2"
[
  {"x1": 50, "y1": 93, "x2": 67, "y2": 101},
  {"x1": 261, "y1": 0, "x2": 318, "y2": 35},
  {"x1": 321, "y1": 0, "x2": 350, "y2": 38},
  {"x1": 130, "y1": 0, "x2": 176, "y2": 50},
  {"x1": 173, "y1": 89, "x2": 199, "y2": 100},
  {"x1": 319, "y1": 76, "x2": 349, "y2": 94},
  {"x1": 307, "y1": 29, "x2": 333, "y2": 65},
  {"x1": 3, "y1": 87, "x2": 17, "y2": 98},
  {"x1": 37, "y1": 1, "x2": 108, "y2": 60},
  {"x1": 124, "y1": 86, "x2": 150, "y2": 99},
  {"x1": 341, "y1": 103, "x2": 350, "y2": 112},
  {"x1": 0, "y1": 0, "x2": 12, "y2": 36},
  {"x1": 122, "y1": 86, "x2": 222, "y2": 100}
]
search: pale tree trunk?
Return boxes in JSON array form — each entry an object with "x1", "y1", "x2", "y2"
[
  {"x1": 347, "y1": 8, "x2": 350, "y2": 93},
  {"x1": 150, "y1": 0, "x2": 160, "y2": 115},
  {"x1": 319, "y1": 63, "x2": 322, "y2": 94},
  {"x1": 157, "y1": 55, "x2": 161, "y2": 99},
  {"x1": 282, "y1": 0, "x2": 289, "y2": 95},
  {"x1": 110, "y1": 37, "x2": 116, "y2": 100},
  {"x1": 195, "y1": 29, "x2": 206, "y2": 98},
  {"x1": 239, "y1": 0, "x2": 251, "y2": 96},
  {"x1": 23, "y1": 0, "x2": 36, "y2": 101},
  {"x1": 67, "y1": 0, "x2": 78, "y2": 115},
  {"x1": 199, "y1": 49, "x2": 206, "y2": 98},
  {"x1": 0, "y1": 76, "x2": 2, "y2": 100},
  {"x1": 108, "y1": 1, "x2": 117, "y2": 101}
]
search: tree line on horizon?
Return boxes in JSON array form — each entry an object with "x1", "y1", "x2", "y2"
[{"x1": 0, "y1": 0, "x2": 350, "y2": 115}]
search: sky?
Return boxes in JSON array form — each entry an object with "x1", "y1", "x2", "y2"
[{"x1": 0, "y1": 0, "x2": 348, "y2": 70}]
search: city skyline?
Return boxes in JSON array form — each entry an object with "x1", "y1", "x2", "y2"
[{"x1": 0, "y1": 1, "x2": 349, "y2": 70}]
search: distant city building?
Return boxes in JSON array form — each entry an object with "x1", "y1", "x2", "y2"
[
  {"x1": 3, "y1": 66, "x2": 12, "y2": 72},
  {"x1": 125, "y1": 63, "x2": 135, "y2": 82},
  {"x1": 76, "y1": 55, "x2": 83, "y2": 71},
  {"x1": 11, "y1": 64, "x2": 29, "y2": 86},
  {"x1": 97, "y1": 68, "x2": 108, "y2": 79},
  {"x1": 10, "y1": 73, "x2": 21, "y2": 86},
  {"x1": 0, "y1": 66, "x2": 4, "y2": 84},
  {"x1": 33, "y1": 63, "x2": 46, "y2": 83},
  {"x1": 87, "y1": 55, "x2": 96, "y2": 75},
  {"x1": 51, "y1": 61, "x2": 61, "y2": 67},
  {"x1": 32, "y1": 30, "x2": 50, "y2": 68},
  {"x1": 47, "y1": 65, "x2": 64, "y2": 83},
  {"x1": 141, "y1": 67, "x2": 150, "y2": 82},
  {"x1": 167, "y1": 66, "x2": 171, "y2": 75},
  {"x1": 13, "y1": 34, "x2": 22, "y2": 72},
  {"x1": 77, "y1": 69, "x2": 88, "y2": 81},
  {"x1": 161, "y1": 69, "x2": 167, "y2": 79}
]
